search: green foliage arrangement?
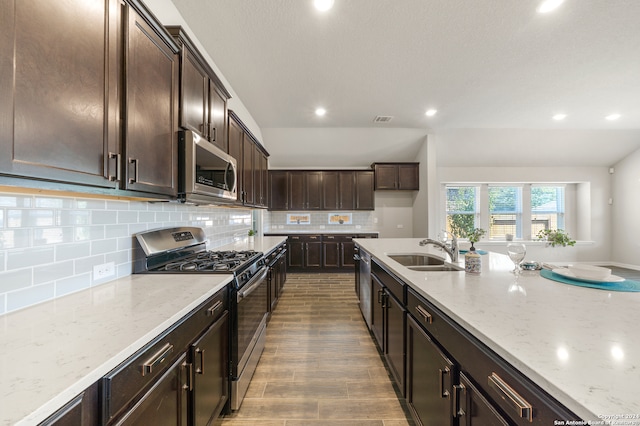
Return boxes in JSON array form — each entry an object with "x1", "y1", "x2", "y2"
[
  {"x1": 466, "y1": 228, "x2": 486, "y2": 244},
  {"x1": 248, "y1": 229, "x2": 256, "y2": 237},
  {"x1": 536, "y1": 229, "x2": 576, "y2": 247}
]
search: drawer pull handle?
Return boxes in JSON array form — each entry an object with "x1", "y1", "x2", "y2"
[
  {"x1": 207, "y1": 300, "x2": 224, "y2": 316},
  {"x1": 416, "y1": 305, "x2": 433, "y2": 324},
  {"x1": 142, "y1": 343, "x2": 174, "y2": 376},
  {"x1": 488, "y1": 372, "x2": 533, "y2": 422},
  {"x1": 183, "y1": 361, "x2": 193, "y2": 391}
]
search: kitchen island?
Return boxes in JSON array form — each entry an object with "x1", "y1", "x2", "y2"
[
  {"x1": 0, "y1": 236, "x2": 286, "y2": 425},
  {"x1": 354, "y1": 238, "x2": 640, "y2": 423}
]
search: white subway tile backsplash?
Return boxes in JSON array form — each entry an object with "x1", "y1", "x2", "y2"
[
  {"x1": 34, "y1": 260, "x2": 74, "y2": 285},
  {"x1": 74, "y1": 255, "x2": 106, "y2": 276},
  {"x1": 56, "y1": 273, "x2": 91, "y2": 297},
  {"x1": 92, "y1": 210, "x2": 118, "y2": 225},
  {"x1": 91, "y1": 239, "x2": 118, "y2": 256},
  {"x1": 117, "y1": 211, "x2": 138, "y2": 224},
  {"x1": 0, "y1": 192, "x2": 253, "y2": 314},
  {"x1": 0, "y1": 269, "x2": 32, "y2": 293},
  {"x1": 6, "y1": 283, "x2": 54, "y2": 312},
  {"x1": 56, "y1": 242, "x2": 91, "y2": 261},
  {"x1": 7, "y1": 248, "x2": 54, "y2": 270}
]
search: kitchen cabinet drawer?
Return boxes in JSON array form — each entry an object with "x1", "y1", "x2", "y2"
[
  {"x1": 39, "y1": 383, "x2": 100, "y2": 426},
  {"x1": 372, "y1": 260, "x2": 405, "y2": 304},
  {"x1": 102, "y1": 288, "x2": 227, "y2": 424}
]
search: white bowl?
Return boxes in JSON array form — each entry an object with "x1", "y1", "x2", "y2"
[{"x1": 568, "y1": 264, "x2": 611, "y2": 281}]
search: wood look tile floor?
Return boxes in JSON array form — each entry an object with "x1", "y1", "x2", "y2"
[{"x1": 217, "y1": 273, "x2": 414, "y2": 426}]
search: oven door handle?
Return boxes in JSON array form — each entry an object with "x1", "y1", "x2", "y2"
[{"x1": 238, "y1": 266, "x2": 269, "y2": 301}]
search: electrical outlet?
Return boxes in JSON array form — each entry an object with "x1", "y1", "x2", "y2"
[{"x1": 94, "y1": 262, "x2": 116, "y2": 281}]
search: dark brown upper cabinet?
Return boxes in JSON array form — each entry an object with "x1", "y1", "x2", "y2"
[
  {"x1": 124, "y1": 3, "x2": 179, "y2": 197},
  {"x1": 166, "y1": 27, "x2": 231, "y2": 153},
  {"x1": 268, "y1": 170, "x2": 374, "y2": 211},
  {"x1": 355, "y1": 171, "x2": 375, "y2": 210},
  {"x1": 0, "y1": 0, "x2": 119, "y2": 188},
  {"x1": 289, "y1": 171, "x2": 322, "y2": 211},
  {"x1": 0, "y1": 0, "x2": 180, "y2": 198},
  {"x1": 372, "y1": 162, "x2": 420, "y2": 190},
  {"x1": 229, "y1": 110, "x2": 269, "y2": 208}
]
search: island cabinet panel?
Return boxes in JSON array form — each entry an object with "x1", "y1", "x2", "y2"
[
  {"x1": 406, "y1": 314, "x2": 455, "y2": 426},
  {"x1": 371, "y1": 261, "x2": 406, "y2": 395},
  {"x1": 372, "y1": 162, "x2": 419, "y2": 191},
  {"x1": 0, "y1": 0, "x2": 119, "y2": 188},
  {"x1": 405, "y1": 287, "x2": 581, "y2": 426},
  {"x1": 124, "y1": 5, "x2": 179, "y2": 197}
]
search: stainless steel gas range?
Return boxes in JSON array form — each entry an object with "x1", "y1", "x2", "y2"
[{"x1": 133, "y1": 226, "x2": 268, "y2": 412}]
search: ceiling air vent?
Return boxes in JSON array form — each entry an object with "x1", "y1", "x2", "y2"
[{"x1": 373, "y1": 115, "x2": 394, "y2": 123}]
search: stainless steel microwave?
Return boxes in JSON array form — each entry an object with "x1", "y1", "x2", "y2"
[{"x1": 179, "y1": 130, "x2": 237, "y2": 205}]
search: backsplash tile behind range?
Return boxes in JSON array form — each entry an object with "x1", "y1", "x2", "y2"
[{"x1": 0, "y1": 192, "x2": 252, "y2": 314}]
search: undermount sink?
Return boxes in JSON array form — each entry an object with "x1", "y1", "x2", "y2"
[
  {"x1": 388, "y1": 253, "x2": 446, "y2": 266},
  {"x1": 406, "y1": 264, "x2": 464, "y2": 272},
  {"x1": 387, "y1": 253, "x2": 463, "y2": 272}
]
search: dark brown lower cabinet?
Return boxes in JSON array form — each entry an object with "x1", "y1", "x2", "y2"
[
  {"x1": 190, "y1": 311, "x2": 229, "y2": 426},
  {"x1": 115, "y1": 354, "x2": 189, "y2": 426},
  {"x1": 456, "y1": 373, "x2": 509, "y2": 426},
  {"x1": 370, "y1": 272, "x2": 406, "y2": 395},
  {"x1": 406, "y1": 315, "x2": 455, "y2": 426},
  {"x1": 322, "y1": 236, "x2": 356, "y2": 269},
  {"x1": 287, "y1": 236, "x2": 321, "y2": 270}
]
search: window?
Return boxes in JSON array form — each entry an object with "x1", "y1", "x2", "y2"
[
  {"x1": 489, "y1": 186, "x2": 522, "y2": 239},
  {"x1": 445, "y1": 186, "x2": 479, "y2": 238},
  {"x1": 443, "y1": 184, "x2": 570, "y2": 241},
  {"x1": 531, "y1": 186, "x2": 565, "y2": 237}
]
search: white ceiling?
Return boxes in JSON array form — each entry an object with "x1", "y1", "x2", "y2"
[{"x1": 167, "y1": 0, "x2": 640, "y2": 166}]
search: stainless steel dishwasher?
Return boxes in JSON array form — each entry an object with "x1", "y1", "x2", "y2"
[{"x1": 358, "y1": 248, "x2": 372, "y2": 329}]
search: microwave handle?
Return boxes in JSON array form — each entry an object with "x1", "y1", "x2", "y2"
[{"x1": 225, "y1": 162, "x2": 234, "y2": 192}]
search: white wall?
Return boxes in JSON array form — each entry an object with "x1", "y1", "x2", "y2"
[
  {"x1": 373, "y1": 192, "x2": 414, "y2": 238},
  {"x1": 435, "y1": 166, "x2": 612, "y2": 263},
  {"x1": 611, "y1": 147, "x2": 640, "y2": 266}
]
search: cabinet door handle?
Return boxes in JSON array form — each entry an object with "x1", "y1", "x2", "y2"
[
  {"x1": 453, "y1": 383, "x2": 465, "y2": 418},
  {"x1": 488, "y1": 372, "x2": 533, "y2": 422},
  {"x1": 128, "y1": 157, "x2": 139, "y2": 184},
  {"x1": 377, "y1": 289, "x2": 384, "y2": 304},
  {"x1": 108, "y1": 152, "x2": 121, "y2": 182},
  {"x1": 141, "y1": 343, "x2": 173, "y2": 376},
  {"x1": 182, "y1": 361, "x2": 193, "y2": 391},
  {"x1": 416, "y1": 305, "x2": 433, "y2": 324},
  {"x1": 211, "y1": 126, "x2": 217, "y2": 142},
  {"x1": 439, "y1": 366, "x2": 450, "y2": 398},
  {"x1": 196, "y1": 348, "x2": 205, "y2": 375}
]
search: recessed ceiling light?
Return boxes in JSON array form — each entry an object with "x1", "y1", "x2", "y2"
[
  {"x1": 537, "y1": 0, "x2": 564, "y2": 13},
  {"x1": 425, "y1": 109, "x2": 437, "y2": 117},
  {"x1": 606, "y1": 113, "x2": 621, "y2": 121},
  {"x1": 314, "y1": 0, "x2": 334, "y2": 12},
  {"x1": 315, "y1": 107, "x2": 327, "y2": 116},
  {"x1": 553, "y1": 114, "x2": 567, "y2": 120}
]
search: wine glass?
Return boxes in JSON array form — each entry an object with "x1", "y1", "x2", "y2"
[{"x1": 506, "y1": 243, "x2": 526, "y2": 274}]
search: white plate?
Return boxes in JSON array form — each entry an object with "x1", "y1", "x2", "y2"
[{"x1": 552, "y1": 268, "x2": 625, "y2": 283}]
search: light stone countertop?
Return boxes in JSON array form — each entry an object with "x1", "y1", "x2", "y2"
[
  {"x1": 0, "y1": 274, "x2": 233, "y2": 425},
  {"x1": 354, "y1": 238, "x2": 640, "y2": 422},
  {"x1": 0, "y1": 237, "x2": 287, "y2": 425},
  {"x1": 264, "y1": 230, "x2": 378, "y2": 235}
]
